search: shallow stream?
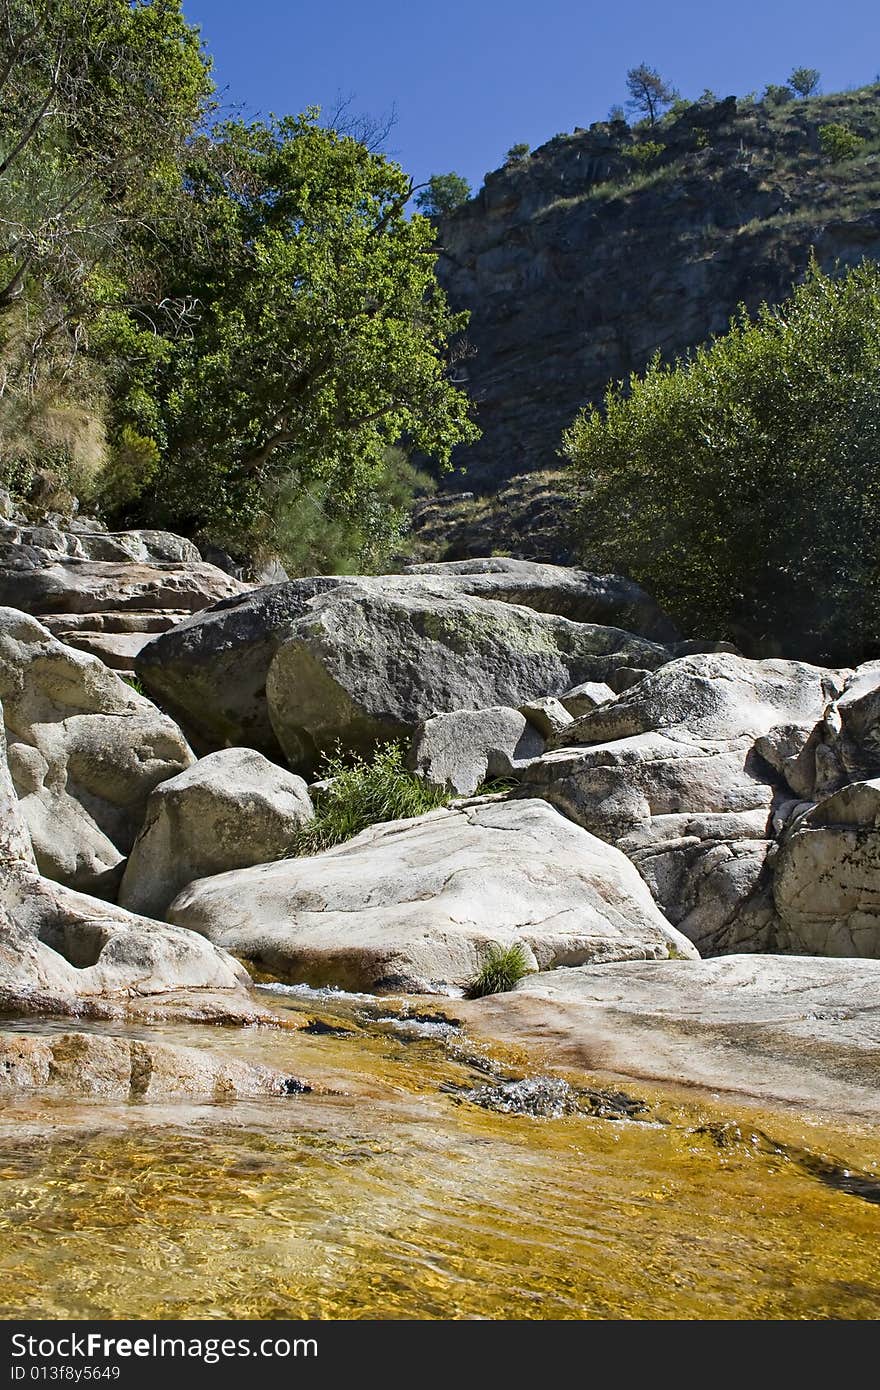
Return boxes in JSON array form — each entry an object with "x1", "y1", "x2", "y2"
[{"x1": 1, "y1": 986, "x2": 879, "y2": 1319}]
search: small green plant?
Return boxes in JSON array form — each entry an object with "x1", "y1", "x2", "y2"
[
  {"x1": 289, "y1": 743, "x2": 452, "y2": 855},
  {"x1": 818, "y1": 122, "x2": 864, "y2": 161},
  {"x1": 763, "y1": 82, "x2": 794, "y2": 106},
  {"x1": 694, "y1": 128, "x2": 710, "y2": 149},
  {"x1": 626, "y1": 140, "x2": 665, "y2": 165},
  {"x1": 466, "y1": 943, "x2": 531, "y2": 999},
  {"x1": 506, "y1": 143, "x2": 530, "y2": 162},
  {"x1": 122, "y1": 674, "x2": 145, "y2": 696}
]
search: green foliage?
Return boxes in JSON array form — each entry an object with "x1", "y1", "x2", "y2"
[
  {"x1": 607, "y1": 104, "x2": 627, "y2": 124},
  {"x1": 414, "y1": 172, "x2": 471, "y2": 216},
  {"x1": 96, "y1": 425, "x2": 160, "y2": 514},
  {"x1": 506, "y1": 143, "x2": 531, "y2": 162},
  {"x1": 136, "y1": 115, "x2": 477, "y2": 569},
  {"x1": 818, "y1": 123, "x2": 865, "y2": 162},
  {"x1": 563, "y1": 260, "x2": 880, "y2": 663},
  {"x1": 0, "y1": 0, "x2": 212, "y2": 497},
  {"x1": 466, "y1": 943, "x2": 531, "y2": 999},
  {"x1": 0, "y1": 9, "x2": 476, "y2": 576},
  {"x1": 763, "y1": 83, "x2": 794, "y2": 106},
  {"x1": 625, "y1": 64, "x2": 678, "y2": 126},
  {"x1": 289, "y1": 743, "x2": 452, "y2": 856},
  {"x1": 789, "y1": 67, "x2": 821, "y2": 98},
  {"x1": 626, "y1": 141, "x2": 665, "y2": 165},
  {"x1": 694, "y1": 129, "x2": 710, "y2": 149}
]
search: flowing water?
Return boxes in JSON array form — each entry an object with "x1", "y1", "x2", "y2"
[{"x1": 1, "y1": 986, "x2": 879, "y2": 1320}]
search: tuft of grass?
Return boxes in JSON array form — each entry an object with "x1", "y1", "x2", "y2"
[
  {"x1": 467, "y1": 943, "x2": 531, "y2": 999},
  {"x1": 121, "y1": 674, "x2": 145, "y2": 696},
  {"x1": 290, "y1": 742, "x2": 453, "y2": 856}
]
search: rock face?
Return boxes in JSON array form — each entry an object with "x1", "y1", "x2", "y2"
[
  {"x1": 0, "y1": 1030, "x2": 308, "y2": 1102},
  {"x1": 0, "y1": 607, "x2": 194, "y2": 896},
  {"x1": 773, "y1": 779, "x2": 880, "y2": 956},
  {"x1": 0, "y1": 502, "x2": 246, "y2": 674},
  {"x1": 266, "y1": 585, "x2": 669, "y2": 775},
  {"x1": 521, "y1": 654, "x2": 850, "y2": 955},
  {"x1": 135, "y1": 565, "x2": 675, "y2": 757},
  {"x1": 461, "y1": 955, "x2": 880, "y2": 1118},
  {"x1": 167, "y1": 799, "x2": 697, "y2": 994},
  {"x1": 119, "y1": 747, "x2": 314, "y2": 920},
  {"x1": 435, "y1": 95, "x2": 880, "y2": 494}
]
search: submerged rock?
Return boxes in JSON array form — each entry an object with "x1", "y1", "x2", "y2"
[
  {"x1": 462, "y1": 955, "x2": 880, "y2": 1118},
  {"x1": 0, "y1": 1029, "x2": 311, "y2": 1102}
]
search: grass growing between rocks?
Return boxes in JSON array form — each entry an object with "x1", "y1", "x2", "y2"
[
  {"x1": 289, "y1": 743, "x2": 453, "y2": 855},
  {"x1": 467, "y1": 943, "x2": 531, "y2": 999}
]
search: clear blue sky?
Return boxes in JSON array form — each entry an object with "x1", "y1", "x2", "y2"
[{"x1": 181, "y1": 1, "x2": 880, "y2": 191}]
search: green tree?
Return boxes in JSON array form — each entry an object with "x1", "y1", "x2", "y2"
[
  {"x1": 818, "y1": 122, "x2": 864, "y2": 161},
  {"x1": 414, "y1": 172, "x2": 471, "y2": 217},
  {"x1": 789, "y1": 66, "x2": 821, "y2": 97},
  {"x1": 624, "y1": 64, "x2": 678, "y2": 127},
  {"x1": 506, "y1": 143, "x2": 531, "y2": 162},
  {"x1": 563, "y1": 260, "x2": 880, "y2": 663},
  {"x1": 607, "y1": 104, "x2": 627, "y2": 123},
  {"x1": 142, "y1": 115, "x2": 478, "y2": 569}
]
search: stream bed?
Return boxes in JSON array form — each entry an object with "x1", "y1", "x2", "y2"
[{"x1": 1, "y1": 985, "x2": 879, "y2": 1320}]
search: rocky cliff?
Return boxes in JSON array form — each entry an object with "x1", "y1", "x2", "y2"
[{"x1": 436, "y1": 87, "x2": 880, "y2": 494}]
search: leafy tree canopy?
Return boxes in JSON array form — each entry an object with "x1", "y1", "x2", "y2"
[
  {"x1": 789, "y1": 66, "x2": 821, "y2": 98},
  {"x1": 0, "y1": 4, "x2": 479, "y2": 574},
  {"x1": 414, "y1": 172, "x2": 471, "y2": 217},
  {"x1": 563, "y1": 260, "x2": 880, "y2": 663}
]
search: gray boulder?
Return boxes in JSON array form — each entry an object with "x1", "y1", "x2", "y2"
[
  {"x1": 558, "y1": 680, "x2": 617, "y2": 718},
  {"x1": 135, "y1": 567, "x2": 674, "y2": 758},
  {"x1": 518, "y1": 696, "x2": 574, "y2": 739},
  {"x1": 773, "y1": 778, "x2": 880, "y2": 956},
  {"x1": 408, "y1": 706, "x2": 545, "y2": 795},
  {"x1": 402, "y1": 557, "x2": 679, "y2": 641},
  {"x1": 119, "y1": 747, "x2": 314, "y2": 920},
  {"x1": 266, "y1": 584, "x2": 669, "y2": 775},
  {"x1": 167, "y1": 798, "x2": 697, "y2": 994},
  {"x1": 0, "y1": 607, "x2": 194, "y2": 895}
]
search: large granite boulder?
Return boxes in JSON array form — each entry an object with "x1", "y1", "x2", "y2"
[
  {"x1": 166, "y1": 799, "x2": 697, "y2": 994},
  {"x1": 135, "y1": 568, "x2": 673, "y2": 758},
  {"x1": 460, "y1": 955, "x2": 880, "y2": 1118},
  {"x1": 402, "y1": 558, "x2": 679, "y2": 640},
  {"x1": 119, "y1": 747, "x2": 314, "y2": 920},
  {"x1": 0, "y1": 607, "x2": 194, "y2": 896},
  {"x1": 773, "y1": 778, "x2": 880, "y2": 956},
  {"x1": 266, "y1": 585, "x2": 669, "y2": 775},
  {"x1": 408, "y1": 706, "x2": 545, "y2": 795}
]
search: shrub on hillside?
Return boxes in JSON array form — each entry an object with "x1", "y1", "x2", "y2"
[
  {"x1": 563, "y1": 260, "x2": 880, "y2": 663},
  {"x1": 818, "y1": 123, "x2": 864, "y2": 162}
]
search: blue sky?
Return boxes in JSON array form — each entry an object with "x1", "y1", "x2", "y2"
[{"x1": 181, "y1": 1, "x2": 880, "y2": 191}]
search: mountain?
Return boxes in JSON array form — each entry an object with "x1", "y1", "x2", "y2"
[{"x1": 433, "y1": 86, "x2": 880, "y2": 509}]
